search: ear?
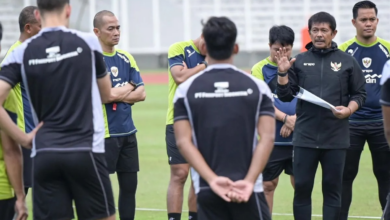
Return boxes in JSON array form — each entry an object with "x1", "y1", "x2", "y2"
[
  {"x1": 65, "y1": 4, "x2": 71, "y2": 18},
  {"x1": 352, "y1": 18, "x2": 356, "y2": 27},
  {"x1": 331, "y1": 30, "x2": 338, "y2": 39},
  {"x1": 200, "y1": 39, "x2": 207, "y2": 56},
  {"x1": 24, "y1": 24, "x2": 31, "y2": 34},
  {"x1": 93, "y1": 28, "x2": 100, "y2": 36},
  {"x1": 233, "y1": 43, "x2": 239, "y2": 55},
  {"x1": 268, "y1": 43, "x2": 271, "y2": 49},
  {"x1": 34, "y1": 9, "x2": 41, "y2": 24}
]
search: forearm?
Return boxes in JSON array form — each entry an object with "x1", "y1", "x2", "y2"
[
  {"x1": 0, "y1": 107, "x2": 27, "y2": 145},
  {"x1": 276, "y1": 82, "x2": 294, "y2": 102},
  {"x1": 347, "y1": 100, "x2": 359, "y2": 114},
  {"x1": 175, "y1": 65, "x2": 205, "y2": 85},
  {"x1": 177, "y1": 140, "x2": 217, "y2": 184},
  {"x1": 107, "y1": 85, "x2": 134, "y2": 103},
  {"x1": 274, "y1": 107, "x2": 286, "y2": 122},
  {"x1": 121, "y1": 86, "x2": 146, "y2": 104},
  {"x1": 244, "y1": 136, "x2": 274, "y2": 183},
  {"x1": 2, "y1": 132, "x2": 25, "y2": 199}
]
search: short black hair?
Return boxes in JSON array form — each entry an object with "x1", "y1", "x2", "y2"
[
  {"x1": 202, "y1": 16, "x2": 237, "y2": 60},
  {"x1": 93, "y1": 10, "x2": 115, "y2": 28},
  {"x1": 37, "y1": 0, "x2": 69, "y2": 14},
  {"x1": 308, "y1": 12, "x2": 337, "y2": 32},
  {"x1": 0, "y1": 22, "x2": 3, "y2": 41},
  {"x1": 353, "y1": 1, "x2": 377, "y2": 19},
  {"x1": 19, "y1": 6, "x2": 38, "y2": 33},
  {"x1": 269, "y1": 25, "x2": 295, "y2": 46}
]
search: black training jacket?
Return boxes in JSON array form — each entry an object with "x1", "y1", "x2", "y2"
[{"x1": 276, "y1": 42, "x2": 366, "y2": 149}]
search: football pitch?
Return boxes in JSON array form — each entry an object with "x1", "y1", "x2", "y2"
[{"x1": 25, "y1": 74, "x2": 384, "y2": 219}]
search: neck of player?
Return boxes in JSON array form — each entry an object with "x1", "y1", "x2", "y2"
[
  {"x1": 101, "y1": 44, "x2": 115, "y2": 54},
  {"x1": 41, "y1": 13, "x2": 69, "y2": 29},
  {"x1": 207, "y1": 57, "x2": 234, "y2": 66},
  {"x1": 356, "y1": 34, "x2": 377, "y2": 45}
]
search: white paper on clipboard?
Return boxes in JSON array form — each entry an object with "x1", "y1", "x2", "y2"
[{"x1": 293, "y1": 87, "x2": 340, "y2": 112}]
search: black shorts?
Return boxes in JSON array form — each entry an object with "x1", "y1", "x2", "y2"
[
  {"x1": 0, "y1": 197, "x2": 15, "y2": 220},
  {"x1": 166, "y1": 124, "x2": 187, "y2": 165},
  {"x1": 33, "y1": 152, "x2": 115, "y2": 220},
  {"x1": 349, "y1": 122, "x2": 389, "y2": 151},
  {"x1": 198, "y1": 190, "x2": 271, "y2": 220},
  {"x1": 263, "y1": 145, "x2": 293, "y2": 181},
  {"x1": 105, "y1": 133, "x2": 139, "y2": 174},
  {"x1": 22, "y1": 148, "x2": 32, "y2": 188}
]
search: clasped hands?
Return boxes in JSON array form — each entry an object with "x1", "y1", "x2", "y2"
[{"x1": 209, "y1": 176, "x2": 254, "y2": 203}]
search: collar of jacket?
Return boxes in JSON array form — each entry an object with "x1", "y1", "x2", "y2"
[{"x1": 305, "y1": 41, "x2": 338, "y2": 54}]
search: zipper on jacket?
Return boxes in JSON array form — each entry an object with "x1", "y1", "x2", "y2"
[{"x1": 316, "y1": 56, "x2": 324, "y2": 145}]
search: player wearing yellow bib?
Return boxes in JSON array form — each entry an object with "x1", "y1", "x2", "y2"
[
  {"x1": 0, "y1": 6, "x2": 40, "y2": 220},
  {"x1": 165, "y1": 37, "x2": 207, "y2": 220}
]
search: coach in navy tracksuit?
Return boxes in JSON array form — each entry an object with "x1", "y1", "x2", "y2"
[{"x1": 276, "y1": 12, "x2": 366, "y2": 220}]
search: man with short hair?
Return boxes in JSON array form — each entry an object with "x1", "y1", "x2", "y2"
[
  {"x1": 0, "y1": 0, "x2": 116, "y2": 219},
  {"x1": 0, "y1": 6, "x2": 41, "y2": 220},
  {"x1": 2, "y1": 5, "x2": 41, "y2": 196},
  {"x1": 165, "y1": 29, "x2": 207, "y2": 220},
  {"x1": 174, "y1": 16, "x2": 274, "y2": 220},
  {"x1": 276, "y1": 12, "x2": 366, "y2": 220},
  {"x1": 93, "y1": 10, "x2": 146, "y2": 220},
  {"x1": 380, "y1": 59, "x2": 390, "y2": 220},
  {"x1": 338, "y1": 1, "x2": 390, "y2": 219},
  {"x1": 252, "y1": 25, "x2": 296, "y2": 213}
]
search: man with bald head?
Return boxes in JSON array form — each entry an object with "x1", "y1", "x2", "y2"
[{"x1": 93, "y1": 10, "x2": 146, "y2": 220}]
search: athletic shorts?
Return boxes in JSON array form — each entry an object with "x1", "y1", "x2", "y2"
[
  {"x1": 22, "y1": 147, "x2": 32, "y2": 188},
  {"x1": 263, "y1": 145, "x2": 293, "y2": 181},
  {"x1": 166, "y1": 124, "x2": 187, "y2": 165},
  {"x1": 197, "y1": 190, "x2": 271, "y2": 220},
  {"x1": 0, "y1": 197, "x2": 15, "y2": 220},
  {"x1": 33, "y1": 152, "x2": 115, "y2": 220},
  {"x1": 105, "y1": 133, "x2": 139, "y2": 174},
  {"x1": 349, "y1": 122, "x2": 389, "y2": 151}
]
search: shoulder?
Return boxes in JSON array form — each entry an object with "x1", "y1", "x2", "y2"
[
  {"x1": 338, "y1": 38, "x2": 356, "y2": 52},
  {"x1": 67, "y1": 29, "x2": 101, "y2": 51},
  {"x1": 251, "y1": 59, "x2": 269, "y2": 80},
  {"x1": 377, "y1": 37, "x2": 390, "y2": 51},
  {"x1": 116, "y1": 49, "x2": 139, "y2": 70},
  {"x1": 168, "y1": 41, "x2": 190, "y2": 57}
]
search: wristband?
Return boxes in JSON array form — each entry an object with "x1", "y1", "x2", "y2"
[
  {"x1": 278, "y1": 71, "x2": 288, "y2": 77},
  {"x1": 283, "y1": 114, "x2": 288, "y2": 123},
  {"x1": 200, "y1": 61, "x2": 208, "y2": 68},
  {"x1": 348, "y1": 107, "x2": 352, "y2": 116}
]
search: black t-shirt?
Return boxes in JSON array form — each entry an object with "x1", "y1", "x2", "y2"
[
  {"x1": 0, "y1": 26, "x2": 107, "y2": 157},
  {"x1": 381, "y1": 60, "x2": 390, "y2": 106},
  {"x1": 174, "y1": 63, "x2": 275, "y2": 194}
]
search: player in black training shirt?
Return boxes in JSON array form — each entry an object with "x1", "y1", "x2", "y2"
[
  {"x1": 380, "y1": 60, "x2": 390, "y2": 220},
  {"x1": 0, "y1": 0, "x2": 116, "y2": 220},
  {"x1": 174, "y1": 16, "x2": 275, "y2": 220}
]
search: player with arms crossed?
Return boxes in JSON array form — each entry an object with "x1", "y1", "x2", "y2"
[
  {"x1": 338, "y1": 1, "x2": 390, "y2": 218},
  {"x1": 93, "y1": 10, "x2": 146, "y2": 220},
  {"x1": 0, "y1": 6, "x2": 41, "y2": 220},
  {"x1": 174, "y1": 16, "x2": 274, "y2": 220},
  {"x1": 165, "y1": 25, "x2": 207, "y2": 220},
  {"x1": 252, "y1": 25, "x2": 296, "y2": 213},
  {"x1": 3, "y1": 5, "x2": 41, "y2": 196},
  {"x1": 0, "y1": 0, "x2": 116, "y2": 219}
]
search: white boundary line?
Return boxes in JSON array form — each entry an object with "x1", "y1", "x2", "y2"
[
  {"x1": 133, "y1": 207, "x2": 381, "y2": 219},
  {"x1": 71, "y1": 206, "x2": 381, "y2": 219}
]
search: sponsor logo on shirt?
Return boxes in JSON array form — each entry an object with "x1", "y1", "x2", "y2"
[
  {"x1": 194, "y1": 81, "x2": 253, "y2": 98},
  {"x1": 365, "y1": 74, "x2": 382, "y2": 84},
  {"x1": 29, "y1": 46, "x2": 83, "y2": 65}
]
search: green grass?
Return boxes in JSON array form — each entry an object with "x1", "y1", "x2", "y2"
[{"x1": 25, "y1": 84, "x2": 383, "y2": 219}]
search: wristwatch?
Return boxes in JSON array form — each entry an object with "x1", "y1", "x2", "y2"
[
  {"x1": 200, "y1": 60, "x2": 208, "y2": 68},
  {"x1": 277, "y1": 71, "x2": 288, "y2": 77}
]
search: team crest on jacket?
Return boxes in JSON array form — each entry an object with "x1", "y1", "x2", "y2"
[
  {"x1": 330, "y1": 62, "x2": 342, "y2": 72},
  {"x1": 362, "y1": 57, "x2": 372, "y2": 68},
  {"x1": 111, "y1": 66, "x2": 119, "y2": 77}
]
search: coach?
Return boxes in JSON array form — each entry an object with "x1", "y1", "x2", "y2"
[{"x1": 276, "y1": 12, "x2": 366, "y2": 220}]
